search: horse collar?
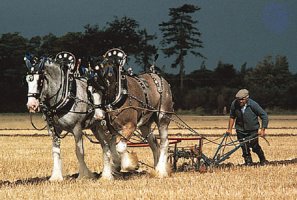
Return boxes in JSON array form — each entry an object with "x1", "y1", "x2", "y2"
[
  {"x1": 105, "y1": 76, "x2": 128, "y2": 111},
  {"x1": 44, "y1": 73, "x2": 77, "y2": 116}
]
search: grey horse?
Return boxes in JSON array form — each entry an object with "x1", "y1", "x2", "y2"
[{"x1": 24, "y1": 52, "x2": 111, "y2": 181}]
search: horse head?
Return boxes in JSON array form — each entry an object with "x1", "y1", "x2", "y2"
[
  {"x1": 24, "y1": 53, "x2": 49, "y2": 112},
  {"x1": 82, "y1": 49, "x2": 128, "y2": 120},
  {"x1": 24, "y1": 52, "x2": 77, "y2": 113},
  {"x1": 80, "y1": 57, "x2": 106, "y2": 120}
]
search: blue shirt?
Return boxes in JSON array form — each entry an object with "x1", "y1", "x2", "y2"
[{"x1": 230, "y1": 98, "x2": 268, "y2": 131}]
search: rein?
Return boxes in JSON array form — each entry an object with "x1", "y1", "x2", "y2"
[{"x1": 29, "y1": 112, "x2": 47, "y2": 131}]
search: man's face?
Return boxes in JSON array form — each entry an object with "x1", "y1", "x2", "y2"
[{"x1": 237, "y1": 97, "x2": 248, "y2": 107}]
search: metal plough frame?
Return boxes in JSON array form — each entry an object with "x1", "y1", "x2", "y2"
[{"x1": 127, "y1": 116, "x2": 262, "y2": 172}]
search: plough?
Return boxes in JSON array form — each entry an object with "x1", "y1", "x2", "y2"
[{"x1": 128, "y1": 128, "x2": 261, "y2": 172}]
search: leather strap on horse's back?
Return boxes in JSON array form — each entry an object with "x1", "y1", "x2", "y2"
[
  {"x1": 131, "y1": 75, "x2": 150, "y2": 109},
  {"x1": 148, "y1": 73, "x2": 163, "y2": 94}
]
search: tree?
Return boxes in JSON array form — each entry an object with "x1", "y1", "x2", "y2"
[
  {"x1": 135, "y1": 29, "x2": 157, "y2": 72},
  {"x1": 213, "y1": 61, "x2": 237, "y2": 87},
  {"x1": 27, "y1": 36, "x2": 42, "y2": 55},
  {"x1": 55, "y1": 32, "x2": 84, "y2": 57},
  {"x1": 159, "y1": 4, "x2": 204, "y2": 89},
  {"x1": 39, "y1": 33, "x2": 59, "y2": 56},
  {"x1": 81, "y1": 24, "x2": 107, "y2": 56},
  {"x1": 0, "y1": 32, "x2": 27, "y2": 73},
  {"x1": 244, "y1": 55, "x2": 293, "y2": 108},
  {"x1": 105, "y1": 16, "x2": 141, "y2": 56},
  {"x1": 0, "y1": 33, "x2": 28, "y2": 112}
]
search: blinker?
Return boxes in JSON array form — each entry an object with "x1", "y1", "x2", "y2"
[{"x1": 26, "y1": 74, "x2": 34, "y2": 82}]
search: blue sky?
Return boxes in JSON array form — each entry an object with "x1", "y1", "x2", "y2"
[{"x1": 1, "y1": 0, "x2": 296, "y2": 73}]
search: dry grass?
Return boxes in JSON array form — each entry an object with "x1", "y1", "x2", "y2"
[{"x1": 0, "y1": 114, "x2": 296, "y2": 200}]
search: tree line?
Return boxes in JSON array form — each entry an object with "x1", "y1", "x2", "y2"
[{"x1": 0, "y1": 4, "x2": 296, "y2": 114}]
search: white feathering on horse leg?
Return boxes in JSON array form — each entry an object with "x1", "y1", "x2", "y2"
[
  {"x1": 101, "y1": 150, "x2": 114, "y2": 180},
  {"x1": 120, "y1": 151, "x2": 139, "y2": 172},
  {"x1": 49, "y1": 146, "x2": 63, "y2": 181},
  {"x1": 155, "y1": 139, "x2": 170, "y2": 178},
  {"x1": 116, "y1": 140, "x2": 139, "y2": 172},
  {"x1": 155, "y1": 154, "x2": 169, "y2": 177},
  {"x1": 116, "y1": 140, "x2": 127, "y2": 153}
]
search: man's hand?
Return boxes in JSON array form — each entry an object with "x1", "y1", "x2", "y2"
[
  {"x1": 259, "y1": 129, "x2": 266, "y2": 137},
  {"x1": 226, "y1": 129, "x2": 232, "y2": 136}
]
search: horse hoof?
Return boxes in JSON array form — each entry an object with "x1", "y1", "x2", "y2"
[
  {"x1": 154, "y1": 163, "x2": 171, "y2": 178},
  {"x1": 77, "y1": 171, "x2": 97, "y2": 180},
  {"x1": 100, "y1": 174, "x2": 114, "y2": 181},
  {"x1": 49, "y1": 175, "x2": 63, "y2": 182}
]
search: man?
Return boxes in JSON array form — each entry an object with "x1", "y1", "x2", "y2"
[{"x1": 226, "y1": 89, "x2": 268, "y2": 166}]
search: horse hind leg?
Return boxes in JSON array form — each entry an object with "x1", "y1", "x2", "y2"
[
  {"x1": 73, "y1": 127, "x2": 95, "y2": 180},
  {"x1": 155, "y1": 114, "x2": 171, "y2": 178}
]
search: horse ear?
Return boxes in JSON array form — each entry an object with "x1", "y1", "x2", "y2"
[
  {"x1": 80, "y1": 65, "x2": 96, "y2": 80},
  {"x1": 24, "y1": 55, "x2": 33, "y2": 71},
  {"x1": 80, "y1": 66, "x2": 88, "y2": 76},
  {"x1": 24, "y1": 53, "x2": 44, "y2": 73},
  {"x1": 88, "y1": 56, "x2": 104, "y2": 73},
  {"x1": 38, "y1": 56, "x2": 47, "y2": 71}
]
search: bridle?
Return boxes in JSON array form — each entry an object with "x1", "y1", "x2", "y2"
[
  {"x1": 86, "y1": 48, "x2": 127, "y2": 110},
  {"x1": 24, "y1": 55, "x2": 47, "y2": 100}
]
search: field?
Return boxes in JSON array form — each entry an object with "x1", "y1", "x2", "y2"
[{"x1": 0, "y1": 114, "x2": 296, "y2": 199}]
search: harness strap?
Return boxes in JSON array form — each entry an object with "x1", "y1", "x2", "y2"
[
  {"x1": 47, "y1": 70, "x2": 76, "y2": 113},
  {"x1": 131, "y1": 76, "x2": 150, "y2": 109},
  {"x1": 108, "y1": 75, "x2": 128, "y2": 110},
  {"x1": 149, "y1": 73, "x2": 163, "y2": 94}
]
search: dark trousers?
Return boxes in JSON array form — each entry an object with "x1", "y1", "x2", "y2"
[{"x1": 236, "y1": 130, "x2": 265, "y2": 161}]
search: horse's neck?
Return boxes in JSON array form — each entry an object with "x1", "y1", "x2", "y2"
[
  {"x1": 44, "y1": 65, "x2": 66, "y2": 106},
  {"x1": 105, "y1": 82, "x2": 117, "y2": 102}
]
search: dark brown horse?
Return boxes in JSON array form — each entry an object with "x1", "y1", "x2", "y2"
[{"x1": 87, "y1": 49, "x2": 174, "y2": 179}]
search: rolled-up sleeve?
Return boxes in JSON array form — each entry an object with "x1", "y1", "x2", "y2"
[{"x1": 229, "y1": 100, "x2": 236, "y2": 119}]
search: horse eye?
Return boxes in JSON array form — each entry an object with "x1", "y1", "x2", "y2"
[{"x1": 26, "y1": 75, "x2": 34, "y2": 82}]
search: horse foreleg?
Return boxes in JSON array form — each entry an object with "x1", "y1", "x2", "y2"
[
  {"x1": 116, "y1": 139, "x2": 139, "y2": 172},
  {"x1": 91, "y1": 126, "x2": 115, "y2": 180},
  {"x1": 73, "y1": 129, "x2": 94, "y2": 179},
  {"x1": 49, "y1": 134, "x2": 63, "y2": 181}
]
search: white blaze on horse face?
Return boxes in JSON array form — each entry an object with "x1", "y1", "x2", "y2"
[
  {"x1": 26, "y1": 74, "x2": 41, "y2": 112},
  {"x1": 88, "y1": 86, "x2": 105, "y2": 120}
]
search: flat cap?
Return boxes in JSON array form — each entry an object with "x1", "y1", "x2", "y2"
[{"x1": 235, "y1": 89, "x2": 249, "y2": 99}]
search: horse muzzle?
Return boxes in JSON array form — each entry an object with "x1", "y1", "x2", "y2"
[
  {"x1": 93, "y1": 108, "x2": 106, "y2": 120},
  {"x1": 26, "y1": 97, "x2": 40, "y2": 113}
]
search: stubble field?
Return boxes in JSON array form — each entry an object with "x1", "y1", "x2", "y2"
[{"x1": 0, "y1": 114, "x2": 296, "y2": 200}]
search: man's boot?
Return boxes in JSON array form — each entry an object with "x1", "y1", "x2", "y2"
[
  {"x1": 257, "y1": 150, "x2": 268, "y2": 166},
  {"x1": 244, "y1": 156, "x2": 253, "y2": 166}
]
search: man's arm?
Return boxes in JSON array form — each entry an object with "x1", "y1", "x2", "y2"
[
  {"x1": 226, "y1": 117, "x2": 235, "y2": 135},
  {"x1": 252, "y1": 101, "x2": 268, "y2": 136}
]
